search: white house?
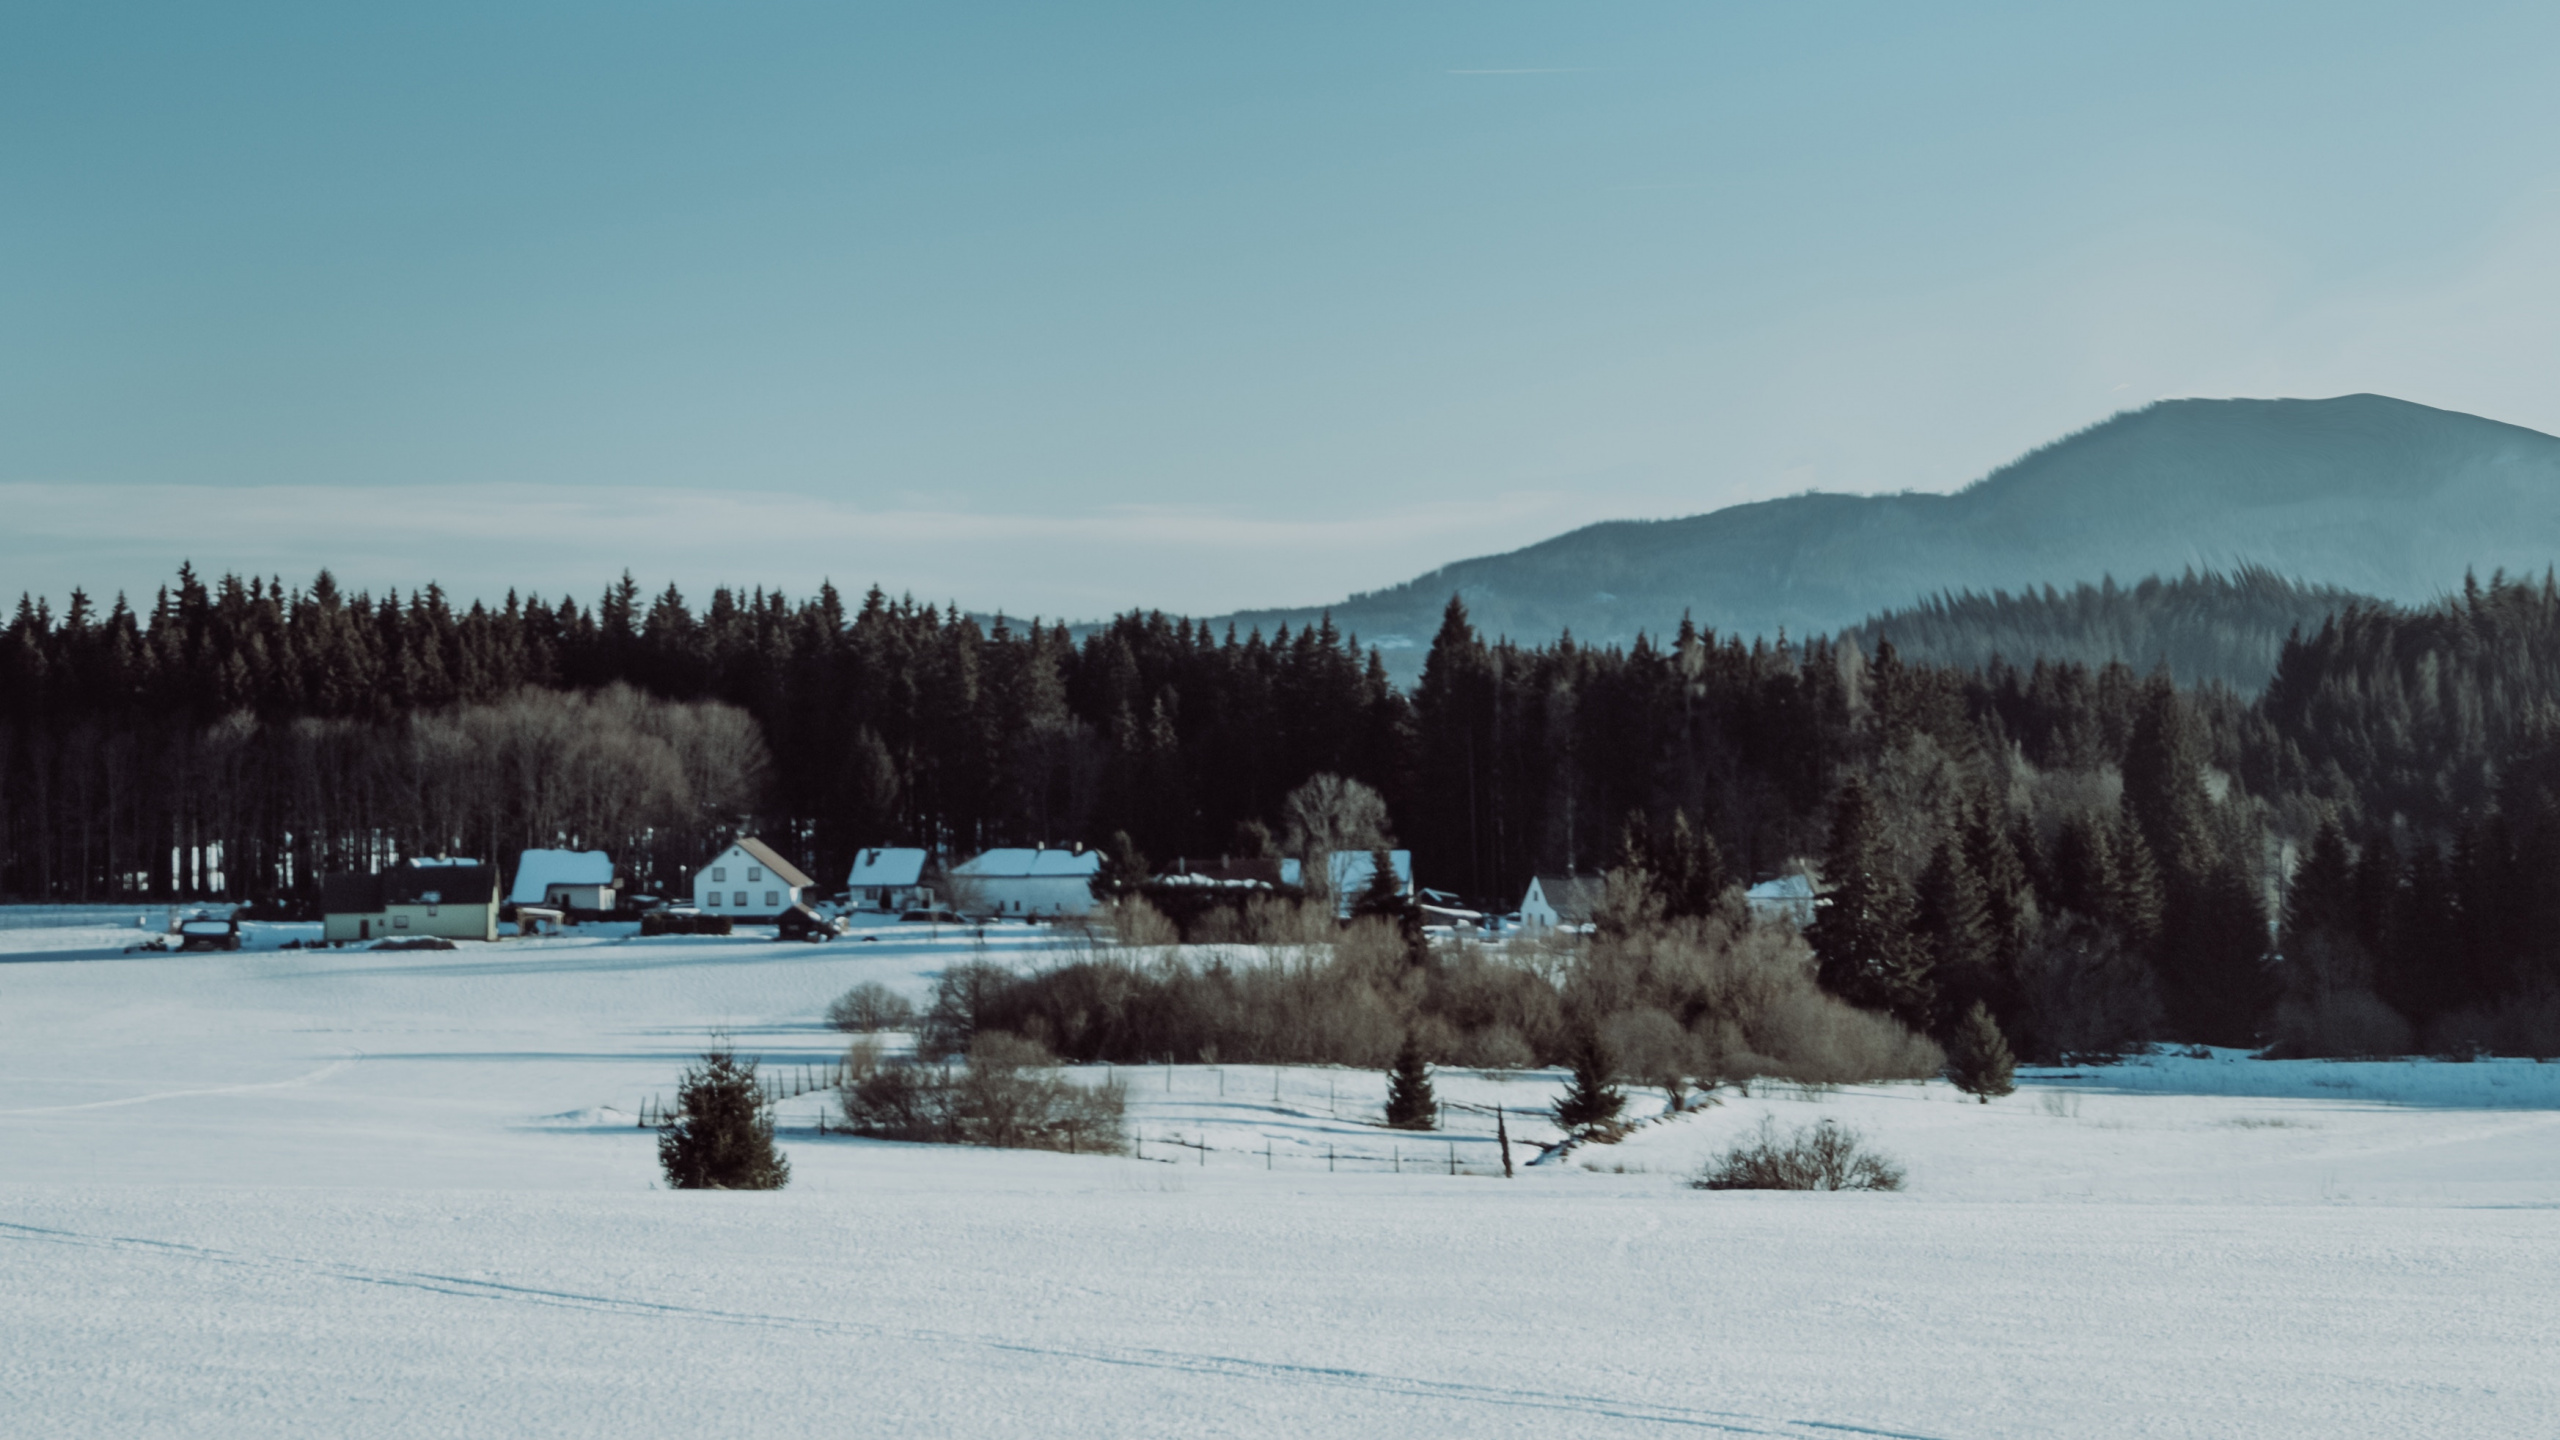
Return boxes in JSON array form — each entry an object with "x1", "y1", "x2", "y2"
[
  {"x1": 949, "y1": 846, "x2": 1102, "y2": 918},
  {"x1": 1744, "y1": 872, "x2": 1821, "y2": 928},
  {"x1": 693, "y1": 837, "x2": 815, "y2": 919},
  {"x1": 846, "y1": 847, "x2": 936, "y2": 912},
  {"x1": 1520, "y1": 873, "x2": 1605, "y2": 930},
  {"x1": 509, "y1": 849, "x2": 616, "y2": 912},
  {"x1": 1325, "y1": 849, "x2": 1414, "y2": 917}
]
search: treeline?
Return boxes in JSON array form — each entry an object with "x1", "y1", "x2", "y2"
[
  {"x1": 1842, "y1": 568, "x2": 2373, "y2": 694},
  {"x1": 9, "y1": 563, "x2": 2560, "y2": 1053}
]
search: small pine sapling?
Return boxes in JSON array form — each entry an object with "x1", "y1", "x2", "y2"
[
  {"x1": 1945, "y1": 1001, "x2": 2018, "y2": 1103},
  {"x1": 1552, "y1": 1027, "x2": 1626, "y2": 1137},
  {"x1": 659, "y1": 1042, "x2": 791, "y2": 1189},
  {"x1": 1384, "y1": 1033, "x2": 1436, "y2": 1130}
]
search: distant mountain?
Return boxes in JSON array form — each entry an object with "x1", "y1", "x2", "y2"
[
  {"x1": 1841, "y1": 569, "x2": 2379, "y2": 695},
  {"x1": 1205, "y1": 394, "x2": 2560, "y2": 677}
]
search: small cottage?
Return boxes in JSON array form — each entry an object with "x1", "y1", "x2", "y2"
[
  {"x1": 323, "y1": 858, "x2": 502, "y2": 943},
  {"x1": 1519, "y1": 873, "x2": 1605, "y2": 930},
  {"x1": 509, "y1": 849, "x2": 617, "y2": 913},
  {"x1": 692, "y1": 837, "x2": 816, "y2": 919},
  {"x1": 845, "y1": 847, "x2": 936, "y2": 912}
]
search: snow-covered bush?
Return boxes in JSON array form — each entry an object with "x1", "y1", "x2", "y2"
[
  {"x1": 839, "y1": 1034, "x2": 1125, "y2": 1154},
  {"x1": 1695, "y1": 1116, "x2": 1904, "y2": 1192},
  {"x1": 826, "y1": 981, "x2": 915, "y2": 1033},
  {"x1": 935, "y1": 911, "x2": 1938, "y2": 1086}
]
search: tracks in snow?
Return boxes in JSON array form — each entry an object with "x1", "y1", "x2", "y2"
[{"x1": 0, "y1": 1218, "x2": 1946, "y2": 1438}]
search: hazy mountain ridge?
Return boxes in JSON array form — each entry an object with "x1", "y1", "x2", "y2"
[{"x1": 1203, "y1": 394, "x2": 2560, "y2": 675}]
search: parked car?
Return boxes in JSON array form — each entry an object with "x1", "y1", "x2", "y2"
[
  {"x1": 774, "y1": 903, "x2": 847, "y2": 943},
  {"x1": 175, "y1": 910, "x2": 241, "y2": 952}
]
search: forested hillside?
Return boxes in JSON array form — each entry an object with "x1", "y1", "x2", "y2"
[
  {"x1": 8, "y1": 563, "x2": 2560, "y2": 1054},
  {"x1": 1841, "y1": 569, "x2": 2374, "y2": 694},
  {"x1": 1214, "y1": 394, "x2": 2560, "y2": 675}
]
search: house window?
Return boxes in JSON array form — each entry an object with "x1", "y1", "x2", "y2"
[
  {"x1": 765, "y1": 890, "x2": 779, "y2": 907},
  {"x1": 712, "y1": 867, "x2": 726, "y2": 882},
  {"x1": 707, "y1": 892, "x2": 722, "y2": 907},
  {"x1": 394, "y1": 915, "x2": 409, "y2": 929},
  {"x1": 735, "y1": 891, "x2": 748, "y2": 907},
  {"x1": 748, "y1": 866, "x2": 763, "y2": 882}
]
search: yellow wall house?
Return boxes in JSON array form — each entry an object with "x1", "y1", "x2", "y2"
[{"x1": 322, "y1": 859, "x2": 501, "y2": 943}]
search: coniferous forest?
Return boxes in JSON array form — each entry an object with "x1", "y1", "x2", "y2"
[{"x1": 9, "y1": 563, "x2": 2560, "y2": 1053}]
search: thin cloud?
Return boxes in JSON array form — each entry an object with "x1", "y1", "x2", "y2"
[{"x1": 0, "y1": 481, "x2": 1588, "y2": 621}]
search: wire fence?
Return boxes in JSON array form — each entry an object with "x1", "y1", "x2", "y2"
[
  {"x1": 636, "y1": 1061, "x2": 852, "y2": 1128},
  {"x1": 635, "y1": 1057, "x2": 1558, "y2": 1178}
]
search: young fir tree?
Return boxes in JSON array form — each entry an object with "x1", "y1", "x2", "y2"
[
  {"x1": 658, "y1": 1043, "x2": 791, "y2": 1190},
  {"x1": 1659, "y1": 809, "x2": 1729, "y2": 921},
  {"x1": 1353, "y1": 845, "x2": 1408, "y2": 919},
  {"x1": 1945, "y1": 1002, "x2": 2018, "y2": 1103},
  {"x1": 1965, "y1": 802, "x2": 2038, "y2": 974},
  {"x1": 1552, "y1": 1027, "x2": 1626, "y2": 1136},
  {"x1": 2104, "y1": 808, "x2": 2166, "y2": 949},
  {"x1": 1384, "y1": 1033, "x2": 1437, "y2": 1130},
  {"x1": 2283, "y1": 819, "x2": 2358, "y2": 952}
]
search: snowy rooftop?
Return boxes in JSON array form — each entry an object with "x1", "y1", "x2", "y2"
[
  {"x1": 508, "y1": 850, "x2": 615, "y2": 905},
  {"x1": 847, "y1": 847, "x2": 929, "y2": 888},
  {"x1": 951, "y1": 847, "x2": 1100, "y2": 879}
]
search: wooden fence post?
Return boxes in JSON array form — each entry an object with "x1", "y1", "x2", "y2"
[{"x1": 1497, "y1": 1106, "x2": 1514, "y2": 1179}]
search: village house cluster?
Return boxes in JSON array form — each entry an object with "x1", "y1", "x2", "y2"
[
  {"x1": 311, "y1": 839, "x2": 1455, "y2": 944},
  {"x1": 313, "y1": 840, "x2": 1831, "y2": 946}
]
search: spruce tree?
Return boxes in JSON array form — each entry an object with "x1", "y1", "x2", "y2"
[
  {"x1": 658, "y1": 1043, "x2": 791, "y2": 1190},
  {"x1": 2283, "y1": 819, "x2": 2357, "y2": 951},
  {"x1": 1353, "y1": 845, "x2": 1409, "y2": 919},
  {"x1": 1965, "y1": 803, "x2": 2036, "y2": 968},
  {"x1": 1807, "y1": 778, "x2": 1934, "y2": 1029},
  {"x1": 1914, "y1": 839, "x2": 1995, "y2": 1032},
  {"x1": 2104, "y1": 808, "x2": 2165, "y2": 948},
  {"x1": 1945, "y1": 1002, "x2": 2018, "y2": 1102},
  {"x1": 1384, "y1": 1033, "x2": 1437, "y2": 1130},
  {"x1": 1551, "y1": 1027, "x2": 1626, "y2": 1136},
  {"x1": 1660, "y1": 809, "x2": 1728, "y2": 920}
]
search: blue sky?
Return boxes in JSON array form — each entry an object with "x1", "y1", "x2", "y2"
[{"x1": 7, "y1": 2, "x2": 2560, "y2": 619}]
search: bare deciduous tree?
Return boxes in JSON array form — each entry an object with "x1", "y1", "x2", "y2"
[{"x1": 1280, "y1": 773, "x2": 1392, "y2": 901}]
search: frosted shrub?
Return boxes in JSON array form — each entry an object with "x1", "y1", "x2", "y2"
[
  {"x1": 940, "y1": 912, "x2": 1942, "y2": 1085},
  {"x1": 826, "y1": 981, "x2": 916, "y2": 1033},
  {"x1": 839, "y1": 1033, "x2": 1126, "y2": 1155},
  {"x1": 1695, "y1": 1116, "x2": 1903, "y2": 1192}
]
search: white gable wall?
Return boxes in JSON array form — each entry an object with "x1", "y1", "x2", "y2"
[
  {"x1": 693, "y1": 844, "x2": 806, "y2": 919},
  {"x1": 1521, "y1": 878, "x2": 1560, "y2": 928}
]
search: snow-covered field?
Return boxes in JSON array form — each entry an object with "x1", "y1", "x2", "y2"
[{"x1": 4, "y1": 916, "x2": 2557, "y2": 1438}]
